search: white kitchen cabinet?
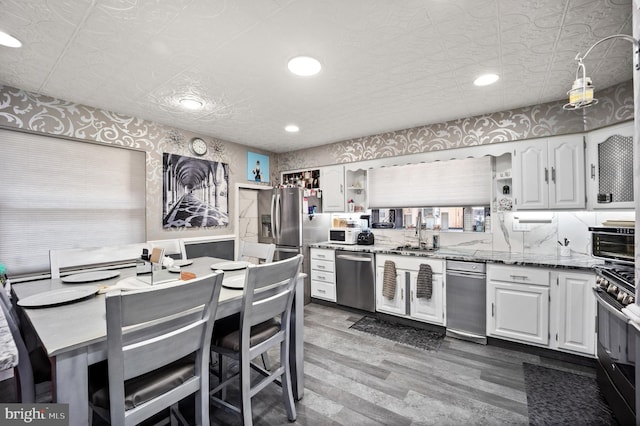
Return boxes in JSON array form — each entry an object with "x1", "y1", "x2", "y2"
[
  {"x1": 310, "y1": 248, "x2": 336, "y2": 302},
  {"x1": 549, "y1": 270, "x2": 596, "y2": 356},
  {"x1": 512, "y1": 134, "x2": 585, "y2": 210},
  {"x1": 320, "y1": 165, "x2": 345, "y2": 212},
  {"x1": 375, "y1": 254, "x2": 445, "y2": 325},
  {"x1": 487, "y1": 264, "x2": 550, "y2": 346},
  {"x1": 345, "y1": 167, "x2": 367, "y2": 212},
  {"x1": 586, "y1": 121, "x2": 634, "y2": 209}
]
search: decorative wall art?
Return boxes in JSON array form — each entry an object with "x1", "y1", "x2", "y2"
[
  {"x1": 162, "y1": 153, "x2": 229, "y2": 228},
  {"x1": 247, "y1": 151, "x2": 269, "y2": 183}
]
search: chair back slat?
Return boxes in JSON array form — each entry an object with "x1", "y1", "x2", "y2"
[
  {"x1": 116, "y1": 280, "x2": 215, "y2": 327},
  {"x1": 50, "y1": 243, "x2": 148, "y2": 279},
  {"x1": 249, "y1": 291, "x2": 292, "y2": 326},
  {"x1": 238, "y1": 241, "x2": 276, "y2": 264},
  {"x1": 122, "y1": 320, "x2": 206, "y2": 380}
]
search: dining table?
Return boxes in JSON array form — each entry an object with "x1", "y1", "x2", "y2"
[{"x1": 11, "y1": 256, "x2": 306, "y2": 424}]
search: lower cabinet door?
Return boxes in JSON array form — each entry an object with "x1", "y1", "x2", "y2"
[
  {"x1": 487, "y1": 280, "x2": 549, "y2": 345},
  {"x1": 550, "y1": 271, "x2": 596, "y2": 356},
  {"x1": 409, "y1": 271, "x2": 444, "y2": 325},
  {"x1": 375, "y1": 267, "x2": 406, "y2": 316}
]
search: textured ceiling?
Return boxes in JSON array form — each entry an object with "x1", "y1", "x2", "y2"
[{"x1": 0, "y1": 0, "x2": 634, "y2": 153}]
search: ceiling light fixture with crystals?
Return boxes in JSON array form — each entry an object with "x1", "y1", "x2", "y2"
[
  {"x1": 0, "y1": 31, "x2": 22, "y2": 48},
  {"x1": 563, "y1": 34, "x2": 639, "y2": 110},
  {"x1": 473, "y1": 73, "x2": 499, "y2": 86},
  {"x1": 285, "y1": 124, "x2": 300, "y2": 133},
  {"x1": 287, "y1": 56, "x2": 322, "y2": 76}
]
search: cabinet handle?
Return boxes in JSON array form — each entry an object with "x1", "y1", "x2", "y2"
[
  {"x1": 401, "y1": 288, "x2": 404, "y2": 299},
  {"x1": 491, "y1": 302, "x2": 495, "y2": 317},
  {"x1": 340, "y1": 184, "x2": 343, "y2": 193},
  {"x1": 555, "y1": 332, "x2": 558, "y2": 341},
  {"x1": 551, "y1": 167, "x2": 556, "y2": 183},
  {"x1": 318, "y1": 275, "x2": 325, "y2": 280},
  {"x1": 317, "y1": 265, "x2": 326, "y2": 269},
  {"x1": 411, "y1": 290, "x2": 414, "y2": 302},
  {"x1": 544, "y1": 167, "x2": 549, "y2": 183},
  {"x1": 509, "y1": 274, "x2": 529, "y2": 280},
  {"x1": 590, "y1": 163, "x2": 596, "y2": 180}
]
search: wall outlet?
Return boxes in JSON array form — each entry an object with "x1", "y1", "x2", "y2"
[{"x1": 512, "y1": 221, "x2": 531, "y2": 232}]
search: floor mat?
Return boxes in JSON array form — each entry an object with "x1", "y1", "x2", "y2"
[
  {"x1": 349, "y1": 316, "x2": 444, "y2": 351},
  {"x1": 523, "y1": 362, "x2": 617, "y2": 425}
]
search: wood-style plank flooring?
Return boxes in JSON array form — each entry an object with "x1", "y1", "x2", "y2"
[{"x1": 0, "y1": 303, "x2": 599, "y2": 425}]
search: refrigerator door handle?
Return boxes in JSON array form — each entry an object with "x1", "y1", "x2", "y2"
[
  {"x1": 270, "y1": 193, "x2": 278, "y2": 240},
  {"x1": 275, "y1": 192, "x2": 282, "y2": 240}
]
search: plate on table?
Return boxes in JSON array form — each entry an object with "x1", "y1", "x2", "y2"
[
  {"x1": 173, "y1": 259, "x2": 193, "y2": 267},
  {"x1": 211, "y1": 261, "x2": 252, "y2": 271},
  {"x1": 18, "y1": 287, "x2": 99, "y2": 308},
  {"x1": 61, "y1": 270, "x2": 121, "y2": 283},
  {"x1": 222, "y1": 275, "x2": 245, "y2": 289}
]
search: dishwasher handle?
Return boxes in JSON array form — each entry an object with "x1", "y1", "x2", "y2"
[
  {"x1": 336, "y1": 254, "x2": 373, "y2": 262},
  {"x1": 446, "y1": 270, "x2": 486, "y2": 279}
]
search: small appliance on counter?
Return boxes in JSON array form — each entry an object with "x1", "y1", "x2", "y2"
[
  {"x1": 328, "y1": 227, "x2": 361, "y2": 244},
  {"x1": 357, "y1": 230, "x2": 375, "y2": 245}
]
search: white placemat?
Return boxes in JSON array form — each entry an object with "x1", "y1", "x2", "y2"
[
  {"x1": 18, "y1": 287, "x2": 99, "y2": 308},
  {"x1": 61, "y1": 270, "x2": 121, "y2": 283}
]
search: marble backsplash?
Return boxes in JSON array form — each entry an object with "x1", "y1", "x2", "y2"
[{"x1": 366, "y1": 210, "x2": 635, "y2": 258}]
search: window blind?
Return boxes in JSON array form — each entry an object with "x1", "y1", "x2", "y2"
[
  {"x1": 0, "y1": 129, "x2": 146, "y2": 277},
  {"x1": 368, "y1": 156, "x2": 492, "y2": 208}
]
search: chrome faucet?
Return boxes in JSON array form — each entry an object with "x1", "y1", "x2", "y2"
[{"x1": 416, "y1": 211, "x2": 423, "y2": 248}]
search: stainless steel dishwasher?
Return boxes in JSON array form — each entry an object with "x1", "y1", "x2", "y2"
[
  {"x1": 446, "y1": 260, "x2": 487, "y2": 344},
  {"x1": 335, "y1": 250, "x2": 375, "y2": 312}
]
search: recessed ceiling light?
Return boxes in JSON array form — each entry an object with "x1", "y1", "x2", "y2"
[
  {"x1": 179, "y1": 98, "x2": 203, "y2": 110},
  {"x1": 474, "y1": 73, "x2": 499, "y2": 86},
  {"x1": 287, "y1": 56, "x2": 322, "y2": 76},
  {"x1": 0, "y1": 31, "x2": 22, "y2": 48},
  {"x1": 285, "y1": 124, "x2": 299, "y2": 133}
]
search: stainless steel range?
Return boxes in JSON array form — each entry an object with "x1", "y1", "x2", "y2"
[{"x1": 589, "y1": 226, "x2": 635, "y2": 425}]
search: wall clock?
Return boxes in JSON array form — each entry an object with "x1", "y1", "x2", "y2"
[{"x1": 189, "y1": 137, "x2": 208, "y2": 156}]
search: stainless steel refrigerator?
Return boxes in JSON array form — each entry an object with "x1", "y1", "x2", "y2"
[{"x1": 258, "y1": 187, "x2": 331, "y2": 304}]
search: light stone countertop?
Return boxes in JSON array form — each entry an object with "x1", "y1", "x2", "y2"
[{"x1": 311, "y1": 242, "x2": 602, "y2": 271}]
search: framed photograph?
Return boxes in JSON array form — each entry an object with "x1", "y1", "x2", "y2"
[
  {"x1": 162, "y1": 153, "x2": 229, "y2": 228},
  {"x1": 247, "y1": 152, "x2": 269, "y2": 183}
]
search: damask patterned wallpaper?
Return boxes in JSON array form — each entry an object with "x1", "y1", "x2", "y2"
[
  {"x1": 277, "y1": 80, "x2": 634, "y2": 173},
  {"x1": 0, "y1": 84, "x2": 273, "y2": 241}
]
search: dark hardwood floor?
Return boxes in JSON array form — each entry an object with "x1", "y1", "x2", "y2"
[{"x1": 0, "y1": 303, "x2": 604, "y2": 425}]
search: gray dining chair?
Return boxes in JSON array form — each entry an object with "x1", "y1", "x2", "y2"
[
  {"x1": 89, "y1": 271, "x2": 224, "y2": 426},
  {"x1": 0, "y1": 301, "x2": 51, "y2": 403},
  {"x1": 209, "y1": 254, "x2": 302, "y2": 425},
  {"x1": 238, "y1": 240, "x2": 275, "y2": 265}
]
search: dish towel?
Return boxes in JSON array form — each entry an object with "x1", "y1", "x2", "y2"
[
  {"x1": 382, "y1": 260, "x2": 397, "y2": 299},
  {"x1": 416, "y1": 264, "x2": 433, "y2": 299}
]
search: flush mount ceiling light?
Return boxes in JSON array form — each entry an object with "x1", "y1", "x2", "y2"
[
  {"x1": 285, "y1": 124, "x2": 299, "y2": 133},
  {"x1": 563, "y1": 34, "x2": 639, "y2": 110},
  {"x1": 0, "y1": 31, "x2": 22, "y2": 48},
  {"x1": 473, "y1": 73, "x2": 499, "y2": 86},
  {"x1": 179, "y1": 97, "x2": 204, "y2": 110},
  {"x1": 287, "y1": 56, "x2": 322, "y2": 76}
]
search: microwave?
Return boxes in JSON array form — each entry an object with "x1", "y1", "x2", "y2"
[
  {"x1": 588, "y1": 226, "x2": 634, "y2": 265},
  {"x1": 328, "y1": 227, "x2": 361, "y2": 244}
]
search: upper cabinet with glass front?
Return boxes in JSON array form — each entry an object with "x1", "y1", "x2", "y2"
[
  {"x1": 512, "y1": 134, "x2": 585, "y2": 210},
  {"x1": 586, "y1": 121, "x2": 634, "y2": 210},
  {"x1": 345, "y1": 166, "x2": 367, "y2": 213}
]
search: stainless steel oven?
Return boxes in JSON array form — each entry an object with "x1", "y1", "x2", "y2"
[{"x1": 590, "y1": 226, "x2": 636, "y2": 425}]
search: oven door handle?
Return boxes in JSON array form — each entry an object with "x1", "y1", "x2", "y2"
[{"x1": 592, "y1": 288, "x2": 631, "y2": 322}]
